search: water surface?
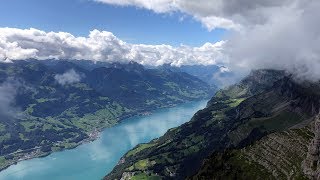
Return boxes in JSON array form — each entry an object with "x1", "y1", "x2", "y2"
[{"x1": 0, "y1": 100, "x2": 207, "y2": 180}]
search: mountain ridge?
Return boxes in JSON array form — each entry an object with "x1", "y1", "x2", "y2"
[{"x1": 105, "y1": 69, "x2": 320, "y2": 180}]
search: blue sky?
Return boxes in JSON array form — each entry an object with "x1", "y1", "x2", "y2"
[{"x1": 0, "y1": 0, "x2": 226, "y2": 46}]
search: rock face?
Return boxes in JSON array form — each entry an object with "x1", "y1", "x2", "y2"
[
  {"x1": 191, "y1": 127, "x2": 313, "y2": 180},
  {"x1": 303, "y1": 114, "x2": 320, "y2": 179}
]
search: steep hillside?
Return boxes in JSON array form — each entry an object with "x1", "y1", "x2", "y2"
[
  {"x1": 191, "y1": 127, "x2": 313, "y2": 180},
  {"x1": 86, "y1": 63, "x2": 213, "y2": 109},
  {"x1": 0, "y1": 60, "x2": 214, "y2": 171},
  {"x1": 106, "y1": 69, "x2": 320, "y2": 180}
]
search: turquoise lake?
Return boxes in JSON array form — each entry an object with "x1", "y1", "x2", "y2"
[{"x1": 0, "y1": 100, "x2": 207, "y2": 180}]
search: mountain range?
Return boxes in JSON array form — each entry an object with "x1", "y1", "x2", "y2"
[{"x1": 106, "y1": 69, "x2": 320, "y2": 179}]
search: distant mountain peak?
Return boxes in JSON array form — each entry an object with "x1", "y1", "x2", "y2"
[{"x1": 107, "y1": 61, "x2": 145, "y2": 72}]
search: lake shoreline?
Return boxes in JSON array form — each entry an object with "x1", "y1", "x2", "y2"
[
  {"x1": 0, "y1": 99, "x2": 208, "y2": 180},
  {"x1": 0, "y1": 100, "x2": 204, "y2": 173}
]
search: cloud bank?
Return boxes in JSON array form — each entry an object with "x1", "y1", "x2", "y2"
[
  {"x1": 95, "y1": 0, "x2": 320, "y2": 81},
  {"x1": 54, "y1": 69, "x2": 82, "y2": 85},
  {"x1": 226, "y1": 0, "x2": 320, "y2": 81},
  {"x1": 0, "y1": 28, "x2": 225, "y2": 67},
  {"x1": 1, "y1": 0, "x2": 320, "y2": 82}
]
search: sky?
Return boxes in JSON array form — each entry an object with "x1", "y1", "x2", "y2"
[
  {"x1": 0, "y1": 0, "x2": 226, "y2": 46},
  {"x1": 0, "y1": 0, "x2": 320, "y2": 81}
]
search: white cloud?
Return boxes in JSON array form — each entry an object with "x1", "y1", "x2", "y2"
[
  {"x1": 54, "y1": 69, "x2": 82, "y2": 85},
  {"x1": 93, "y1": 0, "x2": 294, "y2": 31},
  {"x1": 0, "y1": 27, "x2": 225, "y2": 67},
  {"x1": 95, "y1": 0, "x2": 240, "y2": 30},
  {"x1": 130, "y1": 41, "x2": 226, "y2": 66},
  {"x1": 95, "y1": 0, "x2": 175, "y2": 13},
  {"x1": 0, "y1": 79, "x2": 25, "y2": 119},
  {"x1": 0, "y1": 81, "x2": 18, "y2": 118},
  {"x1": 94, "y1": 0, "x2": 320, "y2": 81},
  {"x1": 0, "y1": 39, "x2": 38, "y2": 61},
  {"x1": 225, "y1": 0, "x2": 320, "y2": 81},
  {"x1": 196, "y1": 16, "x2": 241, "y2": 31}
]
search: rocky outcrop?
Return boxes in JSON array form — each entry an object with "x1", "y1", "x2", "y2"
[
  {"x1": 303, "y1": 114, "x2": 320, "y2": 179},
  {"x1": 120, "y1": 172, "x2": 134, "y2": 180}
]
